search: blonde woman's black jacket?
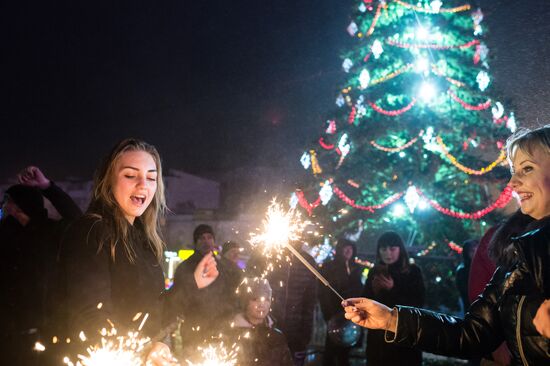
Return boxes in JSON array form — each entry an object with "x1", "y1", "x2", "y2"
[
  {"x1": 60, "y1": 215, "x2": 165, "y2": 340},
  {"x1": 391, "y1": 220, "x2": 550, "y2": 365}
]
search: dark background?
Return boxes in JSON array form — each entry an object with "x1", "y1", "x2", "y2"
[{"x1": 2, "y1": 0, "x2": 549, "y2": 182}]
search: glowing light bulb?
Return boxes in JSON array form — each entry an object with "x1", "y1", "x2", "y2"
[
  {"x1": 416, "y1": 27, "x2": 429, "y2": 40},
  {"x1": 415, "y1": 57, "x2": 430, "y2": 74},
  {"x1": 419, "y1": 82, "x2": 436, "y2": 102},
  {"x1": 392, "y1": 203, "x2": 406, "y2": 218},
  {"x1": 359, "y1": 69, "x2": 370, "y2": 89}
]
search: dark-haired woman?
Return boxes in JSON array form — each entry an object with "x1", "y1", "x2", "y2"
[
  {"x1": 60, "y1": 139, "x2": 218, "y2": 365},
  {"x1": 362, "y1": 231, "x2": 425, "y2": 366}
]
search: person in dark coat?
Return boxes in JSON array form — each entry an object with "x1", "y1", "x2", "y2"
[
  {"x1": 319, "y1": 238, "x2": 364, "y2": 366},
  {"x1": 344, "y1": 125, "x2": 550, "y2": 365},
  {"x1": 361, "y1": 231, "x2": 425, "y2": 366},
  {"x1": 455, "y1": 238, "x2": 479, "y2": 313},
  {"x1": 0, "y1": 166, "x2": 82, "y2": 366},
  {"x1": 221, "y1": 277, "x2": 293, "y2": 366},
  {"x1": 165, "y1": 224, "x2": 238, "y2": 352},
  {"x1": 60, "y1": 139, "x2": 217, "y2": 365}
]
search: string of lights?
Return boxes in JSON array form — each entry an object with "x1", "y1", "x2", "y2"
[
  {"x1": 436, "y1": 136, "x2": 507, "y2": 175},
  {"x1": 370, "y1": 130, "x2": 423, "y2": 152},
  {"x1": 386, "y1": 38, "x2": 479, "y2": 50},
  {"x1": 448, "y1": 89, "x2": 491, "y2": 110},
  {"x1": 393, "y1": 0, "x2": 471, "y2": 14},
  {"x1": 368, "y1": 98, "x2": 417, "y2": 116}
]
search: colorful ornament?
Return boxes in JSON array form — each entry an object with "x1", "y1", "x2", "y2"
[
  {"x1": 448, "y1": 90, "x2": 491, "y2": 111},
  {"x1": 371, "y1": 40, "x2": 384, "y2": 59},
  {"x1": 289, "y1": 192, "x2": 299, "y2": 209},
  {"x1": 368, "y1": 98, "x2": 417, "y2": 116},
  {"x1": 338, "y1": 133, "x2": 351, "y2": 157},
  {"x1": 404, "y1": 185, "x2": 421, "y2": 213},
  {"x1": 310, "y1": 150, "x2": 322, "y2": 174},
  {"x1": 507, "y1": 112, "x2": 517, "y2": 132},
  {"x1": 347, "y1": 21, "x2": 358, "y2": 36},
  {"x1": 342, "y1": 58, "x2": 353, "y2": 73},
  {"x1": 326, "y1": 120, "x2": 337, "y2": 134},
  {"x1": 491, "y1": 101, "x2": 504, "y2": 120},
  {"x1": 319, "y1": 181, "x2": 333, "y2": 205},
  {"x1": 476, "y1": 70, "x2": 490, "y2": 91},
  {"x1": 300, "y1": 152, "x2": 311, "y2": 169},
  {"x1": 436, "y1": 136, "x2": 507, "y2": 175},
  {"x1": 358, "y1": 69, "x2": 371, "y2": 89},
  {"x1": 336, "y1": 94, "x2": 345, "y2": 107}
]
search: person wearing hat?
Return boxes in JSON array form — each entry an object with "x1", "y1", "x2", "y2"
[
  {"x1": 165, "y1": 224, "x2": 239, "y2": 352},
  {"x1": 223, "y1": 277, "x2": 293, "y2": 366},
  {"x1": 0, "y1": 166, "x2": 82, "y2": 366}
]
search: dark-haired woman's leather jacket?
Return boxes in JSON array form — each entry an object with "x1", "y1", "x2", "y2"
[{"x1": 391, "y1": 222, "x2": 550, "y2": 365}]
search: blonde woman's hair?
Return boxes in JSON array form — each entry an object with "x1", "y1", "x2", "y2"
[
  {"x1": 88, "y1": 138, "x2": 167, "y2": 263},
  {"x1": 506, "y1": 125, "x2": 550, "y2": 165}
]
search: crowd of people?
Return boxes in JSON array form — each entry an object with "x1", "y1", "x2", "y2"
[{"x1": 1, "y1": 126, "x2": 549, "y2": 365}]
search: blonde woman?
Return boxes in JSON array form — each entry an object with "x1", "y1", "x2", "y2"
[
  {"x1": 61, "y1": 139, "x2": 217, "y2": 365},
  {"x1": 344, "y1": 126, "x2": 550, "y2": 365}
]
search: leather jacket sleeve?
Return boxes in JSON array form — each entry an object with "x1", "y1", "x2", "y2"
[{"x1": 392, "y1": 268, "x2": 506, "y2": 358}]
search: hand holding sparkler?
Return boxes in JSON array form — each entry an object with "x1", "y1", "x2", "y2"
[
  {"x1": 194, "y1": 252, "x2": 219, "y2": 289},
  {"x1": 342, "y1": 298, "x2": 397, "y2": 333}
]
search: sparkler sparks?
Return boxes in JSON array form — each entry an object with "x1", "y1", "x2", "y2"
[
  {"x1": 64, "y1": 329, "x2": 150, "y2": 366},
  {"x1": 249, "y1": 199, "x2": 307, "y2": 253},
  {"x1": 250, "y1": 199, "x2": 345, "y2": 301},
  {"x1": 186, "y1": 343, "x2": 238, "y2": 366}
]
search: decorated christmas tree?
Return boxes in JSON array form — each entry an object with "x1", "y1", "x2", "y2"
[{"x1": 292, "y1": 0, "x2": 517, "y2": 310}]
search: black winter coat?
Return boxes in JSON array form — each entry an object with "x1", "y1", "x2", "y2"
[
  {"x1": 60, "y1": 216, "x2": 165, "y2": 339},
  {"x1": 363, "y1": 263, "x2": 425, "y2": 366},
  {"x1": 165, "y1": 252, "x2": 239, "y2": 345},
  {"x1": 0, "y1": 182, "x2": 81, "y2": 337},
  {"x1": 392, "y1": 220, "x2": 550, "y2": 365}
]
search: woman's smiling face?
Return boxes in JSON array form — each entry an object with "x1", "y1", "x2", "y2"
[
  {"x1": 112, "y1": 150, "x2": 158, "y2": 224},
  {"x1": 509, "y1": 146, "x2": 550, "y2": 220}
]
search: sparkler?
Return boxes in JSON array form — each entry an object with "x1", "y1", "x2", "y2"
[{"x1": 250, "y1": 199, "x2": 345, "y2": 302}]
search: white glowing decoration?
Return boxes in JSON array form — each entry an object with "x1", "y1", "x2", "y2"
[
  {"x1": 289, "y1": 192, "x2": 298, "y2": 209},
  {"x1": 347, "y1": 21, "x2": 358, "y2": 36},
  {"x1": 338, "y1": 133, "x2": 351, "y2": 157},
  {"x1": 404, "y1": 186, "x2": 420, "y2": 213},
  {"x1": 435, "y1": 276, "x2": 442, "y2": 283},
  {"x1": 356, "y1": 104, "x2": 367, "y2": 117},
  {"x1": 491, "y1": 101, "x2": 504, "y2": 119},
  {"x1": 358, "y1": 3, "x2": 367, "y2": 12},
  {"x1": 342, "y1": 58, "x2": 353, "y2": 73},
  {"x1": 392, "y1": 203, "x2": 406, "y2": 218},
  {"x1": 477, "y1": 43, "x2": 489, "y2": 63},
  {"x1": 476, "y1": 70, "x2": 490, "y2": 91},
  {"x1": 300, "y1": 152, "x2": 311, "y2": 169},
  {"x1": 430, "y1": 0, "x2": 443, "y2": 12},
  {"x1": 415, "y1": 57, "x2": 430, "y2": 74},
  {"x1": 311, "y1": 237, "x2": 334, "y2": 264},
  {"x1": 507, "y1": 112, "x2": 517, "y2": 132},
  {"x1": 419, "y1": 81, "x2": 437, "y2": 102},
  {"x1": 326, "y1": 120, "x2": 336, "y2": 134},
  {"x1": 359, "y1": 69, "x2": 370, "y2": 89},
  {"x1": 371, "y1": 40, "x2": 384, "y2": 59},
  {"x1": 422, "y1": 126, "x2": 440, "y2": 152},
  {"x1": 319, "y1": 181, "x2": 333, "y2": 206},
  {"x1": 416, "y1": 26, "x2": 429, "y2": 40},
  {"x1": 336, "y1": 94, "x2": 345, "y2": 107},
  {"x1": 398, "y1": 151, "x2": 406, "y2": 158}
]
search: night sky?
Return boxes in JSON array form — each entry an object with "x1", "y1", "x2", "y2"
[{"x1": 2, "y1": 0, "x2": 549, "y2": 182}]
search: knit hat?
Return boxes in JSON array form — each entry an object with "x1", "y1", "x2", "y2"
[
  {"x1": 237, "y1": 277, "x2": 272, "y2": 308},
  {"x1": 193, "y1": 224, "x2": 215, "y2": 244},
  {"x1": 5, "y1": 185, "x2": 47, "y2": 219}
]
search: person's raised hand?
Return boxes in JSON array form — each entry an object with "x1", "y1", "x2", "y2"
[
  {"x1": 145, "y1": 341, "x2": 179, "y2": 366},
  {"x1": 342, "y1": 297, "x2": 396, "y2": 332},
  {"x1": 533, "y1": 299, "x2": 550, "y2": 338},
  {"x1": 18, "y1": 166, "x2": 50, "y2": 190},
  {"x1": 194, "y1": 252, "x2": 219, "y2": 289}
]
